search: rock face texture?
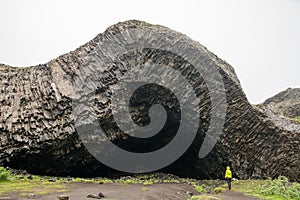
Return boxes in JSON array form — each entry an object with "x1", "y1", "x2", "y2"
[
  {"x1": 0, "y1": 20, "x2": 299, "y2": 180},
  {"x1": 263, "y1": 88, "x2": 300, "y2": 119}
]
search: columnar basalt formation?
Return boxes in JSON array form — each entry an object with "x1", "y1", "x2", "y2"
[{"x1": 0, "y1": 20, "x2": 299, "y2": 180}]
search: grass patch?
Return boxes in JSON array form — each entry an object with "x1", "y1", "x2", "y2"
[
  {"x1": 113, "y1": 173, "x2": 187, "y2": 185},
  {"x1": 233, "y1": 176, "x2": 300, "y2": 200},
  {"x1": 0, "y1": 166, "x2": 11, "y2": 180},
  {"x1": 71, "y1": 177, "x2": 113, "y2": 184},
  {"x1": 194, "y1": 185, "x2": 205, "y2": 193},
  {"x1": 0, "y1": 167, "x2": 69, "y2": 197},
  {"x1": 213, "y1": 186, "x2": 226, "y2": 194},
  {"x1": 0, "y1": 178, "x2": 68, "y2": 197},
  {"x1": 292, "y1": 116, "x2": 300, "y2": 124},
  {"x1": 141, "y1": 187, "x2": 149, "y2": 191},
  {"x1": 188, "y1": 194, "x2": 221, "y2": 200}
]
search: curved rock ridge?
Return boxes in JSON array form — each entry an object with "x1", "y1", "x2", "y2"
[
  {"x1": 0, "y1": 20, "x2": 299, "y2": 180},
  {"x1": 263, "y1": 88, "x2": 300, "y2": 118},
  {"x1": 256, "y1": 88, "x2": 300, "y2": 134}
]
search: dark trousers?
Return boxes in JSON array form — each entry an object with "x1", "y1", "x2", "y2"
[{"x1": 226, "y1": 178, "x2": 232, "y2": 190}]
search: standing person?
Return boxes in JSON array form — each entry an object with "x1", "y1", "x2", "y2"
[{"x1": 225, "y1": 166, "x2": 232, "y2": 190}]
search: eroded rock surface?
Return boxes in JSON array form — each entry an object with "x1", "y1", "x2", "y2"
[
  {"x1": 0, "y1": 20, "x2": 299, "y2": 180},
  {"x1": 263, "y1": 88, "x2": 300, "y2": 118}
]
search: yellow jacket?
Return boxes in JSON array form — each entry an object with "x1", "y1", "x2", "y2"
[{"x1": 225, "y1": 166, "x2": 232, "y2": 179}]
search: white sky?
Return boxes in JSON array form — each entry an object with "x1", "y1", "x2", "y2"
[{"x1": 0, "y1": 0, "x2": 299, "y2": 103}]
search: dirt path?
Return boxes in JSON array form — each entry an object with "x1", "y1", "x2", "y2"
[
  {"x1": 222, "y1": 190, "x2": 260, "y2": 200},
  {"x1": 4, "y1": 182, "x2": 261, "y2": 200},
  {"x1": 20, "y1": 182, "x2": 200, "y2": 200}
]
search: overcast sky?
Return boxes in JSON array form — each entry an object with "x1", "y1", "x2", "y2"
[{"x1": 0, "y1": 0, "x2": 299, "y2": 103}]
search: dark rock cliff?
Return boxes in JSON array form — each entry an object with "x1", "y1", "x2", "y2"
[{"x1": 0, "y1": 20, "x2": 299, "y2": 180}]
